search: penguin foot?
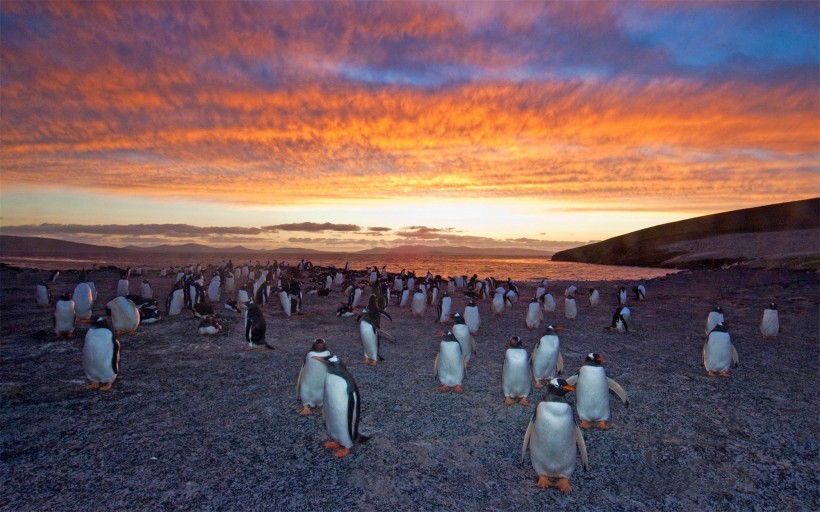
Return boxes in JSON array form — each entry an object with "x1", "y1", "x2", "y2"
[
  {"x1": 536, "y1": 475, "x2": 552, "y2": 488},
  {"x1": 556, "y1": 477, "x2": 573, "y2": 494},
  {"x1": 299, "y1": 406, "x2": 313, "y2": 416},
  {"x1": 719, "y1": 370, "x2": 731, "y2": 378},
  {"x1": 706, "y1": 370, "x2": 717, "y2": 377},
  {"x1": 438, "y1": 385, "x2": 450, "y2": 392},
  {"x1": 519, "y1": 397, "x2": 530, "y2": 406},
  {"x1": 83, "y1": 381, "x2": 101, "y2": 390},
  {"x1": 596, "y1": 420, "x2": 609, "y2": 430},
  {"x1": 99, "y1": 382, "x2": 113, "y2": 391},
  {"x1": 323, "y1": 440, "x2": 342, "y2": 450},
  {"x1": 453, "y1": 385, "x2": 463, "y2": 393},
  {"x1": 504, "y1": 397, "x2": 515, "y2": 406},
  {"x1": 579, "y1": 420, "x2": 591, "y2": 430},
  {"x1": 333, "y1": 447, "x2": 349, "y2": 458},
  {"x1": 533, "y1": 380, "x2": 543, "y2": 388}
]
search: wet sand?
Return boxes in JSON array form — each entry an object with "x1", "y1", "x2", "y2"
[{"x1": 1, "y1": 265, "x2": 818, "y2": 511}]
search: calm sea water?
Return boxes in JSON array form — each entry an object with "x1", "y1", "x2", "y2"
[{"x1": 0, "y1": 252, "x2": 676, "y2": 283}]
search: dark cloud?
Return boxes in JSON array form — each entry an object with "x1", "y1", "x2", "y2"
[
  {"x1": 0, "y1": 223, "x2": 264, "y2": 237},
  {"x1": 367, "y1": 226, "x2": 392, "y2": 232},
  {"x1": 263, "y1": 222, "x2": 361, "y2": 232}
]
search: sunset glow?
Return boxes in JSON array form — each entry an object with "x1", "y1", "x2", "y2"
[{"x1": 1, "y1": 1, "x2": 818, "y2": 252}]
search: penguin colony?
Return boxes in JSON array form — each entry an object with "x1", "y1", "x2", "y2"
[{"x1": 34, "y1": 260, "x2": 773, "y2": 495}]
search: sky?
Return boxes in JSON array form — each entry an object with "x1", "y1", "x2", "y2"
[{"x1": 1, "y1": 0, "x2": 818, "y2": 253}]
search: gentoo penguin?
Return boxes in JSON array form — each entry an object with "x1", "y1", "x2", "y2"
[
  {"x1": 617, "y1": 287, "x2": 628, "y2": 305},
  {"x1": 451, "y1": 313, "x2": 477, "y2": 364},
  {"x1": 105, "y1": 296, "x2": 141, "y2": 336},
  {"x1": 398, "y1": 285, "x2": 410, "y2": 307},
  {"x1": 703, "y1": 322, "x2": 738, "y2": 377},
  {"x1": 566, "y1": 353, "x2": 628, "y2": 430},
  {"x1": 463, "y1": 300, "x2": 480, "y2": 335},
  {"x1": 116, "y1": 273, "x2": 129, "y2": 297},
  {"x1": 564, "y1": 285, "x2": 577, "y2": 298},
  {"x1": 140, "y1": 279, "x2": 153, "y2": 300},
  {"x1": 139, "y1": 303, "x2": 163, "y2": 324},
  {"x1": 526, "y1": 298, "x2": 544, "y2": 329},
  {"x1": 436, "y1": 292, "x2": 452, "y2": 324},
  {"x1": 313, "y1": 354, "x2": 369, "y2": 457},
  {"x1": 36, "y1": 280, "x2": 51, "y2": 307},
  {"x1": 224, "y1": 272, "x2": 236, "y2": 294},
  {"x1": 49, "y1": 270, "x2": 61, "y2": 283},
  {"x1": 336, "y1": 304, "x2": 355, "y2": 317},
  {"x1": 82, "y1": 316, "x2": 120, "y2": 391},
  {"x1": 197, "y1": 315, "x2": 223, "y2": 335},
  {"x1": 521, "y1": 378, "x2": 588, "y2": 493},
  {"x1": 358, "y1": 294, "x2": 393, "y2": 366},
  {"x1": 502, "y1": 336, "x2": 531, "y2": 406},
  {"x1": 410, "y1": 287, "x2": 427, "y2": 317},
  {"x1": 760, "y1": 303, "x2": 780, "y2": 339},
  {"x1": 491, "y1": 289, "x2": 506, "y2": 316},
  {"x1": 564, "y1": 295, "x2": 577, "y2": 320},
  {"x1": 434, "y1": 331, "x2": 465, "y2": 393},
  {"x1": 296, "y1": 338, "x2": 331, "y2": 415},
  {"x1": 607, "y1": 306, "x2": 630, "y2": 333},
  {"x1": 531, "y1": 325, "x2": 563, "y2": 388},
  {"x1": 632, "y1": 284, "x2": 646, "y2": 300},
  {"x1": 587, "y1": 288, "x2": 599, "y2": 307},
  {"x1": 207, "y1": 274, "x2": 221, "y2": 302},
  {"x1": 277, "y1": 287, "x2": 291, "y2": 317},
  {"x1": 243, "y1": 301, "x2": 271, "y2": 350},
  {"x1": 349, "y1": 284, "x2": 364, "y2": 309},
  {"x1": 193, "y1": 302, "x2": 215, "y2": 319},
  {"x1": 53, "y1": 292, "x2": 76, "y2": 339},
  {"x1": 540, "y1": 292, "x2": 556, "y2": 313},
  {"x1": 166, "y1": 285, "x2": 184, "y2": 316},
  {"x1": 705, "y1": 306, "x2": 725, "y2": 336}
]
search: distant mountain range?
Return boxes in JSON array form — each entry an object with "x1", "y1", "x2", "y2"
[{"x1": 551, "y1": 197, "x2": 819, "y2": 269}]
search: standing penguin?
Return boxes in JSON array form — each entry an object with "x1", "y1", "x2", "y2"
[
  {"x1": 53, "y1": 292, "x2": 76, "y2": 339},
  {"x1": 410, "y1": 287, "x2": 427, "y2": 317},
  {"x1": 463, "y1": 300, "x2": 480, "y2": 335},
  {"x1": 313, "y1": 354, "x2": 369, "y2": 457},
  {"x1": 358, "y1": 294, "x2": 393, "y2": 366},
  {"x1": 531, "y1": 325, "x2": 564, "y2": 388},
  {"x1": 434, "y1": 331, "x2": 465, "y2": 393},
  {"x1": 207, "y1": 274, "x2": 221, "y2": 302},
  {"x1": 491, "y1": 289, "x2": 506, "y2": 316},
  {"x1": 436, "y1": 292, "x2": 452, "y2": 324},
  {"x1": 607, "y1": 306, "x2": 630, "y2": 333},
  {"x1": 296, "y1": 338, "x2": 331, "y2": 415},
  {"x1": 502, "y1": 336, "x2": 531, "y2": 406},
  {"x1": 760, "y1": 303, "x2": 780, "y2": 339},
  {"x1": 105, "y1": 296, "x2": 141, "y2": 336},
  {"x1": 587, "y1": 288, "x2": 599, "y2": 307},
  {"x1": 36, "y1": 280, "x2": 52, "y2": 308},
  {"x1": 116, "y1": 273, "x2": 130, "y2": 297},
  {"x1": 617, "y1": 287, "x2": 628, "y2": 305},
  {"x1": 166, "y1": 284, "x2": 184, "y2": 316},
  {"x1": 521, "y1": 378, "x2": 588, "y2": 493},
  {"x1": 566, "y1": 353, "x2": 628, "y2": 430},
  {"x1": 72, "y1": 281, "x2": 94, "y2": 322},
  {"x1": 540, "y1": 292, "x2": 557, "y2": 313},
  {"x1": 451, "y1": 312, "x2": 477, "y2": 365},
  {"x1": 564, "y1": 295, "x2": 577, "y2": 320},
  {"x1": 525, "y1": 298, "x2": 544, "y2": 329},
  {"x1": 243, "y1": 301, "x2": 271, "y2": 350},
  {"x1": 705, "y1": 306, "x2": 725, "y2": 336},
  {"x1": 82, "y1": 317, "x2": 120, "y2": 391},
  {"x1": 398, "y1": 285, "x2": 411, "y2": 307},
  {"x1": 703, "y1": 322, "x2": 738, "y2": 377},
  {"x1": 632, "y1": 284, "x2": 646, "y2": 300},
  {"x1": 140, "y1": 279, "x2": 153, "y2": 300}
]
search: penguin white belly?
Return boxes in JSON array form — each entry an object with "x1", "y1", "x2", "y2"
[
  {"x1": 589, "y1": 290, "x2": 600, "y2": 306},
  {"x1": 706, "y1": 312, "x2": 724, "y2": 335},
  {"x1": 526, "y1": 302, "x2": 544, "y2": 329},
  {"x1": 491, "y1": 293, "x2": 505, "y2": 315},
  {"x1": 278, "y1": 291, "x2": 291, "y2": 317},
  {"x1": 529, "y1": 401, "x2": 578, "y2": 478},
  {"x1": 437, "y1": 342, "x2": 464, "y2": 387},
  {"x1": 54, "y1": 301, "x2": 76, "y2": 335},
  {"x1": 335, "y1": 272, "x2": 344, "y2": 286},
  {"x1": 464, "y1": 307, "x2": 480, "y2": 334},
  {"x1": 208, "y1": 279, "x2": 221, "y2": 302},
  {"x1": 564, "y1": 298, "x2": 577, "y2": 320},
  {"x1": 760, "y1": 310, "x2": 779, "y2": 338},
  {"x1": 543, "y1": 294, "x2": 556, "y2": 312},
  {"x1": 399, "y1": 289, "x2": 410, "y2": 307},
  {"x1": 73, "y1": 283, "x2": 94, "y2": 320},
  {"x1": 36, "y1": 285, "x2": 50, "y2": 306},
  {"x1": 351, "y1": 288, "x2": 363, "y2": 309},
  {"x1": 452, "y1": 324, "x2": 474, "y2": 364},
  {"x1": 107, "y1": 297, "x2": 140, "y2": 334},
  {"x1": 438, "y1": 297, "x2": 452, "y2": 323},
  {"x1": 535, "y1": 286, "x2": 545, "y2": 300},
  {"x1": 531, "y1": 336, "x2": 560, "y2": 381},
  {"x1": 140, "y1": 282, "x2": 153, "y2": 299},
  {"x1": 359, "y1": 320, "x2": 379, "y2": 360},
  {"x1": 503, "y1": 349, "x2": 531, "y2": 398},
  {"x1": 116, "y1": 279, "x2": 129, "y2": 297},
  {"x1": 299, "y1": 350, "x2": 330, "y2": 407},
  {"x1": 168, "y1": 289, "x2": 184, "y2": 315},
  {"x1": 576, "y1": 367, "x2": 610, "y2": 422},
  {"x1": 83, "y1": 329, "x2": 118, "y2": 383},
  {"x1": 704, "y1": 332, "x2": 733, "y2": 372},
  {"x1": 323, "y1": 374, "x2": 356, "y2": 448},
  {"x1": 411, "y1": 293, "x2": 426, "y2": 316}
]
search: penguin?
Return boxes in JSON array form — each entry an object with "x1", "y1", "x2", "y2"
[
  {"x1": 139, "y1": 303, "x2": 163, "y2": 324},
  {"x1": 705, "y1": 306, "x2": 725, "y2": 336},
  {"x1": 564, "y1": 285, "x2": 577, "y2": 298},
  {"x1": 587, "y1": 288, "x2": 599, "y2": 307},
  {"x1": 398, "y1": 285, "x2": 410, "y2": 307},
  {"x1": 358, "y1": 294, "x2": 393, "y2": 366},
  {"x1": 243, "y1": 301, "x2": 271, "y2": 350},
  {"x1": 289, "y1": 280, "x2": 303, "y2": 314},
  {"x1": 313, "y1": 354, "x2": 369, "y2": 457},
  {"x1": 237, "y1": 281, "x2": 252, "y2": 308},
  {"x1": 197, "y1": 315, "x2": 223, "y2": 336},
  {"x1": 566, "y1": 353, "x2": 628, "y2": 430},
  {"x1": 451, "y1": 313, "x2": 477, "y2": 364},
  {"x1": 760, "y1": 302, "x2": 780, "y2": 339},
  {"x1": 525, "y1": 298, "x2": 544, "y2": 329},
  {"x1": 82, "y1": 316, "x2": 120, "y2": 391},
  {"x1": 502, "y1": 336, "x2": 531, "y2": 406},
  {"x1": 410, "y1": 288, "x2": 427, "y2": 317},
  {"x1": 166, "y1": 285, "x2": 184, "y2": 316},
  {"x1": 36, "y1": 280, "x2": 51, "y2": 307},
  {"x1": 224, "y1": 272, "x2": 236, "y2": 295},
  {"x1": 607, "y1": 306, "x2": 629, "y2": 333},
  {"x1": 53, "y1": 292, "x2": 76, "y2": 339},
  {"x1": 49, "y1": 270, "x2": 61, "y2": 283},
  {"x1": 617, "y1": 286, "x2": 627, "y2": 305},
  {"x1": 207, "y1": 274, "x2": 221, "y2": 302},
  {"x1": 336, "y1": 304, "x2": 355, "y2": 317},
  {"x1": 436, "y1": 292, "x2": 452, "y2": 324},
  {"x1": 463, "y1": 300, "x2": 480, "y2": 335},
  {"x1": 541, "y1": 292, "x2": 556, "y2": 313},
  {"x1": 223, "y1": 300, "x2": 242, "y2": 314},
  {"x1": 277, "y1": 287, "x2": 292, "y2": 317},
  {"x1": 564, "y1": 295, "x2": 577, "y2": 320},
  {"x1": 434, "y1": 331, "x2": 465, "y2": 393},
  {"x1": 116, "y1": 274, "x2": 129, "y2": 297},
  {"x1": 296, "y1": 338, "x2": 331, "y2": 415},
  {"x1": 521, "y1": 378, "x2": 588, "y2": 493},
  {"x1": 105, "y1": 296, "x2": 141, "y2": 336},
  {"x1": 531, "y1": 325, "x2": 563, "y2": 388},
  {"x1": 140, "y1": 279, "x2": 153, "y2": 300},
  {"x1": 491, "y1": 289, "x2": 506, "y2": 316},
  {"x1": 193, "y1": 302, "x2": 215, "y2": 319},
  {"x1": 632, "y1": 284, "x2": 646, "y2": 301},
  {"x1": 505, "y1": 286, "x2": 519, "y2": 306},
  {"x1": 703, "y1": 322, "x2": 738, "y2": 377},
  {"x1": 349, "y1": 285, "x2": 364, "y2": 309}
]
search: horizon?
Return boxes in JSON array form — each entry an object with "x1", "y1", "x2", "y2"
[{"x1": 1, "y1": 1, "x2": 818, "y2": 252}]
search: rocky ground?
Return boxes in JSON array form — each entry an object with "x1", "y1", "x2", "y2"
[{"x1": 1, "y1": 266, "x2": 818, "y2": 511}]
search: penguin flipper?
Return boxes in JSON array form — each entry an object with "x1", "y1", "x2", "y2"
[
  {"x1": 470, "y1": 336, "x2": 477, "y2": 355},
  {"x1": 607, "y1": 378, "x2": 629, "y2": 406},
  {"x1": 565, "y1": 374, "x2": 578, "y2": 387},
  {"x1": 520, "y1": 418, "x2": 534, "y2": 464},
  {"x1": 731, "y1": 344, "x2": 739, "y2": 367},
  {"x1": 378, "y1": 329, "x2": 396, "y2": 343},
  {"x1": 433, "y1": 353, "x2": 440, "y2": 379},
  {"x1": 557, "y1": 352, "x2": 564, "y2": 375},
  {"x1": 575, "y1": 425, "x2": 589, "y2": 471},
  {"x1": 379, "y1": 309, "x2": 392, "y2": 322},
  {"x1": 296, "y1": 363, "x2": 305, "y2": 398}
]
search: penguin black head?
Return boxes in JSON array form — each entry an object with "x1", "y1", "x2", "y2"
[
  {"x1": 713, "y1": 306, "x2": 723, "y2": 313},
  {"x1": 509, "y1": 336, "x2": 522, "y2": 348},
  {"x1": 452, "y1": 312, "x2": 465, "y2": 324},
  {"x1": 441, "y1": 331, "x2": 458, "y2": 342},
  {"x1": 767, "y1": 302, "x2": 778, "y2": 310},
  {"x1": 586, "y1": 353, "x2": 605, "y2": 365},
  {"x1": 544, "y1": 325, "x2": 558, "y2": 336},
  {"x1": 91, "y1": 316, "x2": 108, "y2": 329},
  {"x1": 311, "y1": 338, "x2": 328, "y2": 352},
  {"x1": 545, "y1": 378, "x2": 575, "y2": 398},
  {"x1": 711, "y1": 322, "x2": 729, "y2": 333},
  {"x1": 61, "y1": 292, "x2": 72, "y2": 301}
]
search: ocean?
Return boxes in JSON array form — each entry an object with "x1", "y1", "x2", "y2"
[{"x1": 0, "y1": 252, "x2": 677, "y2": 283}]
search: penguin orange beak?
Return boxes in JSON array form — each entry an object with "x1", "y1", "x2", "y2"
[
  {"x1": 562, "y1": 383, "x2": 576, "y2": 392},
  {"x1": 312, "y1": 356, "x2": 328, "y2": 364}
]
